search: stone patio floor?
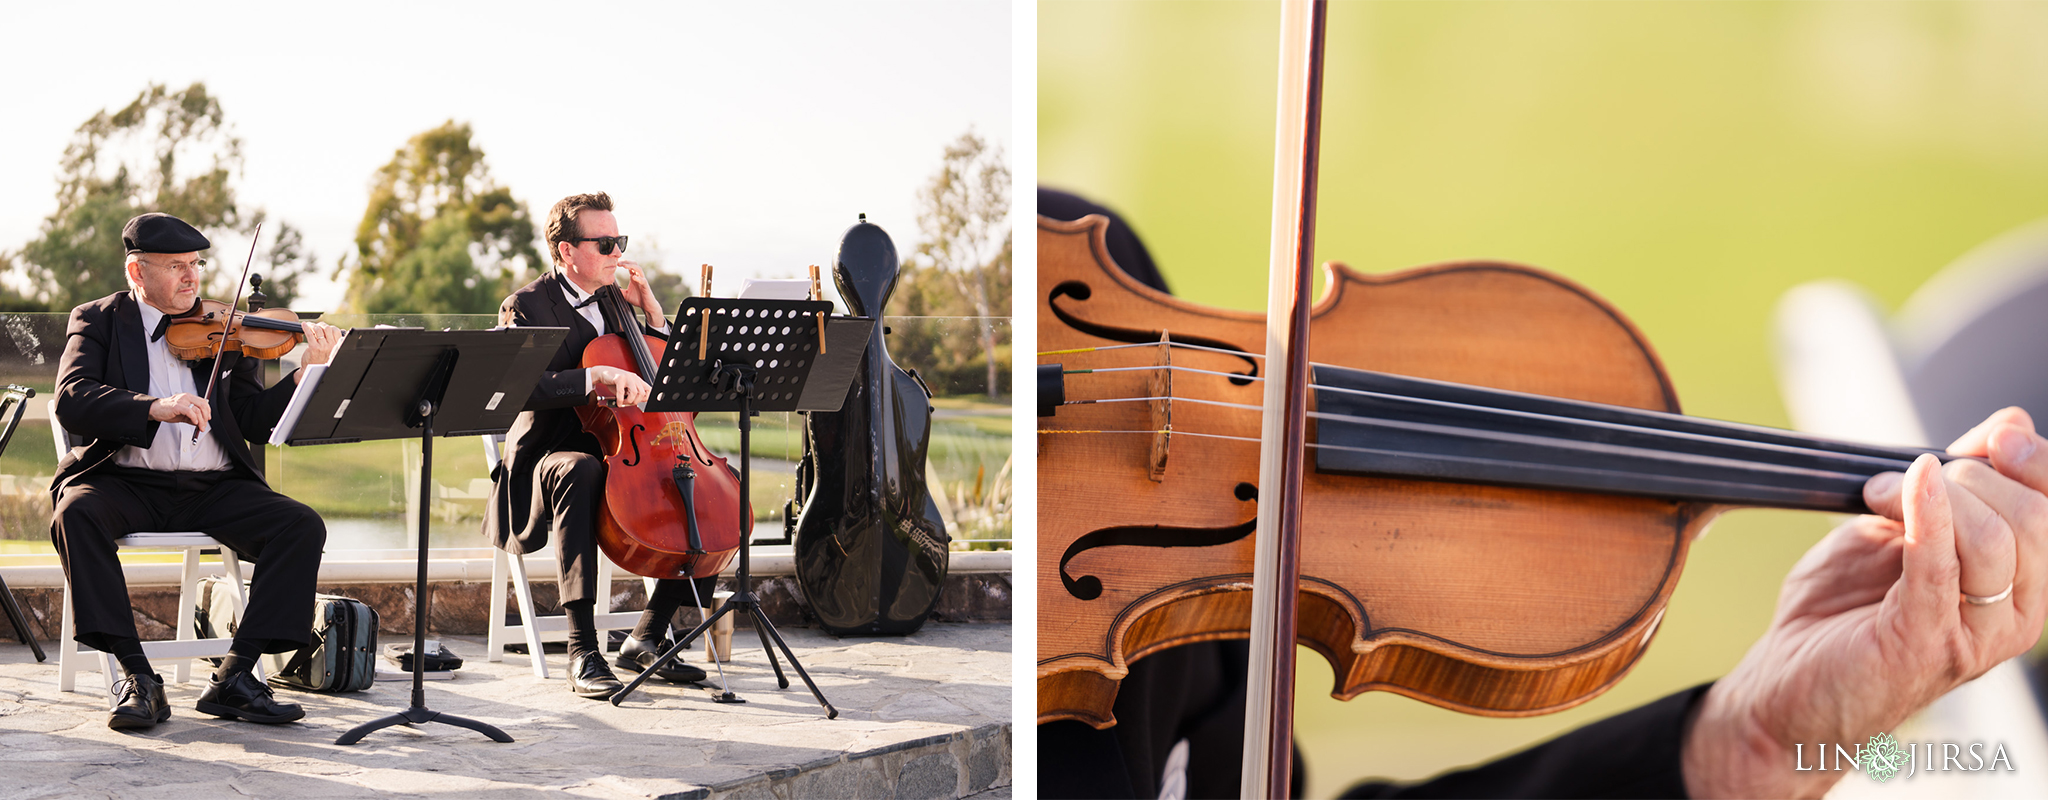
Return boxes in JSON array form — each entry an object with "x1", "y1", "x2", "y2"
[{"x1": 0, "y1": 623, "x2": 1011, "y2": 799}]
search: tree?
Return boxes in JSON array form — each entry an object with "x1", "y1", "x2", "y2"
[
  {"x1": 341, "y1": 121, "x2": 543, "y2": 313},
  {"x1": 253, "y1": 218, "x2": 318, "y2": 309},
  {"x1": 907, "y1": 131, "x2": 1012, "y2": 399},
  {"x1": 4, "y1": 83, "x2": 252, "y2": 310}
]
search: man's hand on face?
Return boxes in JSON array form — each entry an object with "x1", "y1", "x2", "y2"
[{"x1": 616, "y1": 259, "x2": 664, "y2": 324}]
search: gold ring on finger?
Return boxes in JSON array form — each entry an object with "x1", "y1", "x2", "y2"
[{"x1": 1963, "y1": 583, "x2": 2015, "y2": 606}]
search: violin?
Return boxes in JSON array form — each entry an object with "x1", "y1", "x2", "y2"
[
  {"x1": 1035, "y1": 2, "x2": 1975, "y2": 793},
  {"x1": 163, "y1": 297, "x2": 307, "y2": 361},
  {"x1": 577, "y1": 281, "x2": 749, "y2": 579}
]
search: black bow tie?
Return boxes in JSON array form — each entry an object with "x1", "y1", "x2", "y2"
[
  {"x1": 150, "y1": 313, "x2": 172, "y2": 343},
  {"x1": 572, "y1": 292, "x2": 602, "y2": 310}
]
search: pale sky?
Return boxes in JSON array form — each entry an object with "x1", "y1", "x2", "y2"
[{"x1": 0, "y1": 0, "x2": 1012, "y2": 312}]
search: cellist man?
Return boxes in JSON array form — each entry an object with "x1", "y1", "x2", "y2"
[
  {"x1": 51, "y1": 212, "x2": 345, "y2": 730},
  {"x1": 484, "y1": 191, "x2": 716, "y2": 700}
]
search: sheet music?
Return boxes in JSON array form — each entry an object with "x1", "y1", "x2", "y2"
[
  {"x1": 269, "y1": 363, "x2": 327, "y2": 447},
  {"x1": 738, "y1": 278, "x2": 812, "y2": 300}
]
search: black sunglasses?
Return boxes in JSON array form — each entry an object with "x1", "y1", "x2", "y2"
[{"x1": 570, "y1": 235, "x2": 628, "y2": 255}]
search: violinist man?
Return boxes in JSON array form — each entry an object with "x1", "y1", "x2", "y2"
[
  {"x1": 51, "y1": 212, "x2": 346, "y2": 730},
  {"x1": 485, "y1": 191, "x2": 716, "y2": 700},
  {"x1": 1038, "y1": 188, "x2": 2048, "y2": 799}
]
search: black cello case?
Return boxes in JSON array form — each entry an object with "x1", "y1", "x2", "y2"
[{"x1": 792, "y1": 218, "x2": 951, "y2": 635}]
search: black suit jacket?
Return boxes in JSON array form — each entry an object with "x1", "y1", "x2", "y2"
[
  {"x1": 51, "y1": 291, "x2": 300, "y2": 495},
  {"x1": 484, "y1": 270, "x2": 666, "y2": 555}
]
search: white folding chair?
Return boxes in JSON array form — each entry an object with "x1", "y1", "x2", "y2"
[
  {"x1": 480, "y1": 434, "x2": 648, "y2": 678},
  {"x1": 49, "y1": 400, "x2": 259, "y2": 692}
]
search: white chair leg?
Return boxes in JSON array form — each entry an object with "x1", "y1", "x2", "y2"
[
  {"x1": 507, "y1": 551, "x2": 548, "y2": 679},
  {"x1": 487, "y1": 548, "x2": 510, "y2": 663},
  {"x1": 99, "y1": 651, "x2": 119, "y2": 694},
  {"x1": 171, "y1": 547, "x2": 200, "y2": 684},
  {"x1": 597, "y1": 556, "x2": 616, "y2": 653},
  {"x1": 58, "y1": 580, "x2": 79, "y2": 693},
  {"x1": 217, "y1": 552, "x2": 262, "y2": 682}
]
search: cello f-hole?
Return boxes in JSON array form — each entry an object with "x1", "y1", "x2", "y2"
[{"x1": 623, "y1": 423, "x2": 645, "y2": 467}]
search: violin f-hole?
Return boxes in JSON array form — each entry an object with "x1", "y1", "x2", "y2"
[
  {"x1": 1048, "y1": 281, "x2": 1260, "y2": 384},
  {"x1": 1058, "y1": 482, "x2": 1259, "y2": 601}
]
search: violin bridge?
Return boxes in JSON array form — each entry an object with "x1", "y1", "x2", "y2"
[{"x1": 1148, "y1": 332, "x2": 1171, "y2": 481}]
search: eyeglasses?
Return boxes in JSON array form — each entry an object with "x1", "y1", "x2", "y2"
[
  {"x1": 570, "y1": 236, "x2": 628, "y2": 255},
  {"x1": 140, "y1": 258, "x2": 207, "y2": 273}
]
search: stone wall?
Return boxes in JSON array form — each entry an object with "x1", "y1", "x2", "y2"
[{"x1": 0, "y1": 571, "x2": 1010, "y2": 642}]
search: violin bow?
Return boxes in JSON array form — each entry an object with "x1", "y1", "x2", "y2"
[
  {"x1": 192, "y1": 222, "x2": 263, "y2": 444},
  {"x1": 1242, "y1": 1, "x2": 1328, "y2": 797}
]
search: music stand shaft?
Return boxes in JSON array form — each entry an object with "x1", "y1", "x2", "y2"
[{"x1": 336, "y1": 359, "x2": 512, "y2": 745}]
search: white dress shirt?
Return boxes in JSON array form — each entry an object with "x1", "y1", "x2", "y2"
[{"x1": 114, "y1": 302, "x2": 233, "y2": 471}]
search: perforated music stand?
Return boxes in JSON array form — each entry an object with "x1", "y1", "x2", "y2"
[
  {"x1": 275, "y1": 326, "x2": 566, "y2": 745},
  {"x1": 608, "y1": 296, "x2": 870, "y2": 716}
]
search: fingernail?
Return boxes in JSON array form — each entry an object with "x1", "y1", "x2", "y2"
[
  {"x1": 1869, "y1": 471, "x2": 1902, "y2": 497},
  {"x1": 1994, "y1": 425, "x2": 2037, "y2": 463}
]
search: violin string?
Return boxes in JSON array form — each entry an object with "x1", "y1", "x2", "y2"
[
  {"x1": 1062, "y1": 365, "x2": 1264, "y2": 381},
  {"x1": 1039, "y1": 422, "x2": 1887, "y2": 483},
  {"x1": 1039, "y1": 341, "x2": 1269, "y2": 360},
  {"x1": 1037, "y1": 428, "x2": 1251, "y2": 442},
  {"x1": 1062, "y1": 396, "x2": 1263, "y2": 412},
  {"x1": 1063, "y1": 377, "x2": 1906, "y2": 463},
  {"x1": 1056, "y1": 378, "x2": 1924, "y2": 473}
]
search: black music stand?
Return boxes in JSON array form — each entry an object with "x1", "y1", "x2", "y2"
[
  {"x1": 0, "y1": 385, "x2": 46, "y2": 662},
  {"x1": 609, "y1": 297, "x2": 870, "y2": 716},
  {"x1": 272, "y1": 327, "x2": 565, "y2": 745}
]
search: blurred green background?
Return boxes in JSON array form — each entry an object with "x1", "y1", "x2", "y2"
[{"x1": 1041, "y1": 0, "x2": 2048, "y2": 795}]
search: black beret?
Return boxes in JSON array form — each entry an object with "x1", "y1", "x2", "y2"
[{"x1": 122, "y1": 213, "x2": 210, "y2": 254}]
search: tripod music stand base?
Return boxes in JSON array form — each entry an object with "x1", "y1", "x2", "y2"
[
  {"x1": 610, "y1": 597, "x2": 839, "y2": 719},
  {"x1": 335, "y1": 706, "x2": 513, "y2": 745}
]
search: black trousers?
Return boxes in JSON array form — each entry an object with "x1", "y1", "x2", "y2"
[
  {"x1": 51, "y1": 466, "x2": 326, "y2": 655},
  {"x1": 532, "y1": 451, "x2": 714, "y2": 622}
]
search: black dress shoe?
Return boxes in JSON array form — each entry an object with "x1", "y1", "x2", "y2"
[
  {"x1": 615, "y1": 635, "x2": 709, "y2": 684},
  {"x1": 108, "y1": 672, "x2": 169, "y2": 730},
  {"x1": 568, "y1": 651, "x2": 624, "y2": 699},
  {"x1": 196, "y1": 669, "x2": 304, "y2": 724}
]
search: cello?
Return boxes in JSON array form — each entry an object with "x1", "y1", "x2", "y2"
[
  {"x1": 1035, "y1": 1, "x2": 1999, "y2": 795},
  {"x1": 577, "y1": 281, "x2": 749, "y2": 579},
  {"x1": 791, "y1": 218, "x2": 952, "y2": 635}
]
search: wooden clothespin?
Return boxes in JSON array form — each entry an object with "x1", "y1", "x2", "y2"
[
  {"x1": 698, "y1": 264, "x2": 714, "y2": 360},
  {"x1": 809, "y1": 264, "x2": 827, "y2": 354}
]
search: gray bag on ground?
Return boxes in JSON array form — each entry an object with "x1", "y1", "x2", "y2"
[{"x1": 194, "y1": 575, "x2": 377, "y2": 693}]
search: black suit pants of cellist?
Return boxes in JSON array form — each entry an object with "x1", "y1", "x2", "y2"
[
  {"x1": 530, "y1": 451, "x2": 713, "y2": 619},
  {"x1": 50, "y1": 466, "x2": 325, "y2": 655}
]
